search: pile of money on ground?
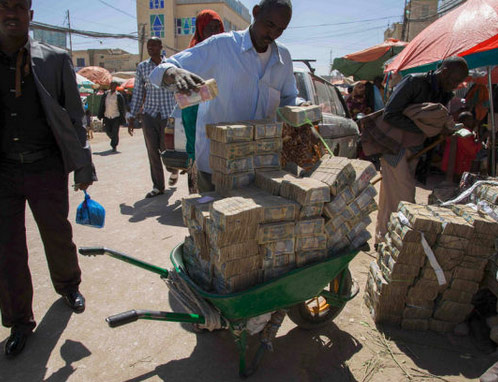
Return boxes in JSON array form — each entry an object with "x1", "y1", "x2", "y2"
[
  {"x1": 365, "y1": 200, "x2": 498, "y2": 333},
  {"x1": 182, "y1": 109, "x2": 378, "y2": 294}
]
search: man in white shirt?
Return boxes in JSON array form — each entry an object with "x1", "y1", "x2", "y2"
[
  {"x1": 98, "y1": 81, "x2": 126, "y2": 152},
  {"x1": 150, "y1": 0, "x2": 305, "y2": 192}
]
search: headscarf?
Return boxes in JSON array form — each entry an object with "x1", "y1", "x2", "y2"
[{"x1": 188, "y1": 10, "x2": 225, "y2": 48}]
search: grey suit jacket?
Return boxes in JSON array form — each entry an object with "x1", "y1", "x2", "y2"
[{"x1": 30, "y1": 39, "x2": 96, "y2": 184}]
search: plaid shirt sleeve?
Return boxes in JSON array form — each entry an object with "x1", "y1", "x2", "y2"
[{"x1": 129, "y1": 63, "x2": 145, "y2": 117}]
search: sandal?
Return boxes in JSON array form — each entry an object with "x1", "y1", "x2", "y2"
[
  {"x1": 145, "y1": 189, "x2": 164, "y2": 198},
  {"x1": 169, "y1": 173, "x2": 179, "y2": 186}
]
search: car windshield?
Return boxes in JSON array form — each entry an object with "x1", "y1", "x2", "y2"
[{"x1": 312, "y1": 77, "x2": 347, "y2": 118}]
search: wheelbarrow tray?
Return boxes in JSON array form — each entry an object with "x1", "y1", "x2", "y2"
[{"x1": 171, "y1": 243, "x2": 359, "y2": 321}]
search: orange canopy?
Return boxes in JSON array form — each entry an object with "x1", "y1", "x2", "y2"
[
  {"x1": 77, "y1": 66, "x2": 113, "y2": 87},
  {"x1": 344, "y1": 39, "x2": 408, "y2": 63}
]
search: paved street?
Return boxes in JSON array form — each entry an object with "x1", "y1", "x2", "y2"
[{"x1": 0, "y1": 129, "x2": 495, "y2": 382}]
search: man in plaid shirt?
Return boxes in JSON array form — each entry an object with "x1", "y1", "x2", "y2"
[{"x1": 127, "y1": 37, "x2": 178, "y2": 198}]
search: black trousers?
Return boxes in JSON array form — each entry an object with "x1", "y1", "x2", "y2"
[
  {"x1": 0, "y1": 153, "x2": 81, "y2": 333},
  {"x1": 104, "y1": 117, "x2": 121, "y2": 149},
  {"x1": 142, "y1": 114, "x2": 177, "y2": 191}
]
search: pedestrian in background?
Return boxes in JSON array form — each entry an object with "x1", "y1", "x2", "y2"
[
  {"x1": 98, "y1": 81, "x2": 126, "y2": 152},
  {"x1": 182, "y1": 9, "x2": 225, "y2": 193},
  {"x1": 127, "y1": 37, "x2": 178, "y2": 198},
  {"x1": 0, "y1": 0, "x2": 97, "y2": 358}
]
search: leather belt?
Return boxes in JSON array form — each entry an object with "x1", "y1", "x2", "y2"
[{"x1": 3, "y1": 149, "x2": 53, "y2": 164}]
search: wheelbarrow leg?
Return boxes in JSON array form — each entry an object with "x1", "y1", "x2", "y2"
[{"x1": 230, "y1": 322, "x2": 249, "y2": 378}]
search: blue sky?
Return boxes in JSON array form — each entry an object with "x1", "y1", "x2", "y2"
[{"x1": 31, "y1": 0, "x2": 405, "y2": 75}]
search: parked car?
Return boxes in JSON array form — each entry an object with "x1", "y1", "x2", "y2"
[{"x1": 293, "y1": 66, "x2": 359, "y2": 158}]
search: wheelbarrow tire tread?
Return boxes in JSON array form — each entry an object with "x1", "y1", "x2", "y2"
[{"x1": 288, "y1": 269, "x2": 352, "y2": 330}]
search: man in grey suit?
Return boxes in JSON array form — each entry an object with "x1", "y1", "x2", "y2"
[{"x1": 0, "y1": 0, "x2": 97, "y2": 358}]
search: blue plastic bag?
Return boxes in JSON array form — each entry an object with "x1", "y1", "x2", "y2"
[{"x1": 76, "y1": 191, "x2": 105, "y2": 228}]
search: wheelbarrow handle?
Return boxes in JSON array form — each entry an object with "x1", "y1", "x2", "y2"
[
  {"x1": 78, "y1": 247, "x2": 169, "y2": 278},
  {"x1": 106, "y1": 310, "x2": 206, "y2": 328},
  {"x1": 106, "y1": 310, "x2": 141, "y2": 328}
]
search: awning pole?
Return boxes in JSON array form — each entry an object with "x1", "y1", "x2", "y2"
[{"x1": 488, "y1": 66, "x2": 496, "y2": 177}]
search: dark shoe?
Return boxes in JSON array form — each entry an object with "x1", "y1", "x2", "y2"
[
  {"x1": 63, "y1": 291, "x2": 85, "y2": 313},
  {"x1": 145, "y1": 188, "x2": 164, "y2": 198},
  {"x1": 112, "y1": 147, "x2": 117, "y2": 152},
  {"x1": 4, "y1": 330, "x2": 29, "y2": 358}
]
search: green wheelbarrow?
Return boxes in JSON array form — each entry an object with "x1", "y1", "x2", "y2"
[{"x1": 79, "y1": 243, "x2": 360, "y2": 377}]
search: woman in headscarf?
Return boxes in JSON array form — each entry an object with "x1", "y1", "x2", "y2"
[{"x1": 182, "y1": 10, "x2": 225, "y2": 193}]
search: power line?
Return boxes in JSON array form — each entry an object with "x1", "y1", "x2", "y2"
[
  {"x1": 97, "y1": 0, "x2": 136, "y2": 19},
  {"x1": 31, "y1": 21, "x2": 138, "y2": 40},
  {"x1": 288, "y1": 15, "x2": 401, "y2": 29}
]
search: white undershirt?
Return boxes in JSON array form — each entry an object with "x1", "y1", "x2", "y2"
[
  {"x1": 258, "y1": 45, "x2": 272, "y2": 74},
  {"x1": 104, "y1": 92, "x2": 120, "y2": 119}
]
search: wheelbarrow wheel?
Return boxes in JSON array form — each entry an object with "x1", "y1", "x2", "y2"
[{"x1": 288, "y1": 269, "x2": 352, "y2": 330}]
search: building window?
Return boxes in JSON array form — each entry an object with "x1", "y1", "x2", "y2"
[
  {"x1": 175, "y1": 17, "x2": 196, "y2": 35},
  {"x1": 151, "y1": 14, "x2": 165, "y2": 38},
  {"x1": 99, "y1": 62, "x2": 105, "y2": 68},
  {"x1": 149, "y1": 0, "x2": 164, "y2": 9},
  {"x1": 76, "y1": 58, "x2": 85, "y2": 67}
]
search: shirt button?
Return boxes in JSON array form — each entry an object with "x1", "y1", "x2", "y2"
[
  {"x1": 11, "y1": 113, "x2": 17, "y2": 117},
  {"x1": 13, "y1": 138, "x2": 19, "y2": 141}
]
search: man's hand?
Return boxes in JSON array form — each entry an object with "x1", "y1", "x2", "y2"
[
  {"x1": 163, "y1": 67, "x2": 205, "y2": 94},
  {"x1": 127, "y1": 117, "x2": 135, "y2": 136},
  {"x1": 74, "y1": 182, "x2": 93, "y2": 191},
  {"x1": 299, "y1": 101, "x2": 313, "y2": 107}
]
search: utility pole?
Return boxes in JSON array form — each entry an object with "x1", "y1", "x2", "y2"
[
  {"x1": 401, "y1": 0, "x2": 409, "y2": 41},
  {"x1": 139, "y1": 23, "x2": 146, "y2": 62},
  {"x1": 66, "y1": 10, "x2": 73, "y2": 59}
]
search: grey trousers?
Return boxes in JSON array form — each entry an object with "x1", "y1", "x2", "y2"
[{"x1": 142, "y1": 114, "x2": 177, "y2": 191}]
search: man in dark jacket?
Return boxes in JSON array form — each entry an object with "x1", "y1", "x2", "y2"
[
  {"x1": 98, "y1": 81, "x2": 126, "y2": 152},
  {"x1": 375, "y1": 56, "x2": 468, "y2": 244},
  {"x1": 0, "y1": 0, "x2": 97, "y2": 358}
]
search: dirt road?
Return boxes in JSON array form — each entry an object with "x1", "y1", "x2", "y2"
[{"x1": 0, "y1": 129, "x2": 494, "y2": 381}]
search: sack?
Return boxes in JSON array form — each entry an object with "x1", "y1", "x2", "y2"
[{"x1": 76, "y1": 191, "x2": 105, "y2": 228}]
